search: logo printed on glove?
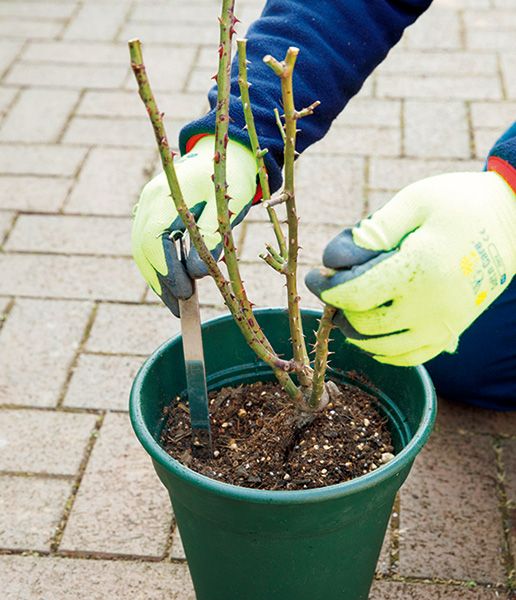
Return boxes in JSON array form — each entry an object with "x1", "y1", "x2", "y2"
[{"x1": 460, "y1": 229, "x2": 507, "y2": 306}]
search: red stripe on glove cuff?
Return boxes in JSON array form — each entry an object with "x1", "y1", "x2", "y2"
[{"x1": 488, "y1": 156, "x2": 516, "y2": 193}]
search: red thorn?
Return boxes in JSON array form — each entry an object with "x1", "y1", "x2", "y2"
[
  {"x1": 211, "y1": 73, "x2": 218, "y2": 82},
  {"x1": 218, "y1": 44, "x2": 224, "y2": 59},
  {"x1": 214, "y1": 151, "x2": 220, "y2": 163},
  {"x1": 223, "y1": 133, "x2": 229, "y2": 148},
  {"x1": 232, "y1": 16, "x2": 241, "y2": 25},
  {"x1": 210, "y1": 173, "x2": 215, "y2": 182},
  {"x1": 230, "y1": 25, "x2": 237, "y2": 36}
]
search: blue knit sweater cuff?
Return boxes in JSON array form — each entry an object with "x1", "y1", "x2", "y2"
[{"x1": 487, "y1": 122, "x2": 516, "y2": 192}]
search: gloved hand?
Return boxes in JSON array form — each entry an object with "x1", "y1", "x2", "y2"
[
  {"x1": 132, "y1": 135, "x2": 257, "y2": 316},
  {"x1": 306, "y1": 171, "x2": 516, "y2": 366}
]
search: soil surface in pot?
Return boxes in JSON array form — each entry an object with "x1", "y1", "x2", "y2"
[{"x1": 160, "y1": 381, "x2": 394, "y2": 490}]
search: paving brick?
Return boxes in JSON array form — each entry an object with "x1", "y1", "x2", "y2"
[
  {"x1": 78, "y1": 90, "x2": 206, "y2": 120},
  {"x1": 64, "y1": 353, "x2": 143, "y2": 411},
  {"x1": 404, "y1": 9, "x2": 461, "y2": 50},
  {"x1": 65, "y1": 147, "x2": 155, "y2": 216},
  {"x1": 86, "y1": 303, "x2": 179, "y2": 355},
  {"x1": 467, "y1": 30, "x2": 516, "y2": 51},
  {"x1": 295, "y1": 154, "x2": 364, "y2": 225},
  {"x1": 0, "y1": 18, "x2": 63, "y2": 40},
  {"x1": 131, "y1": 2, "x2": 218, "y2": 23},
  {"x1": 369, "y1": 157, "x2": 481, "y2": 191},
  {"x1": 0, "y1": 89, "x2": 79, "y2": 143},
  {"x1": 119, "y1": 21, "x2": 216, "y2": 45},
  {"x1": 0, "y1": 144, "x2": 86, "y2": 177},
  {"x1": 0, "y1": 2, "x2": 76, "y2": 19},
  {"x1": 377, "y1": 75, "x2": 501, "y2": 100},
  {"x1": 501, "y1": 438, "x2": 516, "y2": 504},
  {"x1": 436, "y1": 396, "x2": 516, "y2": 438},
  {"x1": 240, "y1": 222, "x2": 341, "y2": 266},
  {"x1": 22, "y1": 41, "x2": 129, "y2": 65},
  {"x1": 398, "y1": 430, "x2": 505, "y2": 582},
  {"x1": 0, "y1": 299, "x2": 91, "y2": 407},
  {"x1": 0, "y1": 40, "x2": 21, "y2": 75},
  {"x1": 369, "y1": 580, "x2": 509, "y2": 599},
  {"x1": 463, "y1": 9, "x2": 516, "y2": 30},
  {"x1": 0, "y1": 410, "x2": 96, "y2": 475},
  {"x1": 471, "y1": 102, "x2": 516, "y2": 129},
  {"x1": 473, "y1": 128, "x2": 498, "y2": 159},
  {"x1": 186, "y1": 66, "x2": 217, "y2": 94},
  {"x1": 334, "y1": 99, "x2": 401, "y2": 128},
  {"x1": 62, "y1": 116, "x2": 182, "y2": 148},
  {"x1": 0, "y1": 210, "x2": 14, "y2": 243},
  {"x1": 0, "y1": 556, "x2": 195, "y2": 600},
  {"x1": 500, "y1": 54, "x2": 516, "y2": 99},
  {"x1": 379, "y1": 49, "x2": 498, "y2": 76},
  {"x1": 310, "y1": 126, "x2": 401, "y2": 157},
  {"x1": 239, "y1": 261, "x2": 288, "y2": 307},
  {"x1": 0, "y1": 254, "x2": 144, "y2": 302},
  {"x1": 5, "y1": 215, "x2": 131, "y2": 256},
  {"x1": 170, "y1": 526, "x2": 186, "y2": 560},
  {"x1": 0, "y1": 87, "x2": 17, "y2": 116},
  {"x1": 63, "y1": 4, "x2": 128, "y2": 42},
  {"x1": 0, "y1": 475, "x2": 71, "y2": 551},
  {"x1": 404, "y1": 100, "x2": 470, "y2": 159},
  {"x1": 368, "y1": 190, "x2": 394, "y2": 212},
  {"x1": 60, "y1": 413, "x2": 171, "y2": 557},
  {"x1": 123, "y1": 45, "x2": 197, "y2": 93},
  {"x1": 0, "y1": 296, "x2": 10, "y2": 316},
  {"x1": 6, "y1": 63, "x2": 127, "y2": 89},
  {"x1": 0, "y1": 176, "x2": 71, "y2": 212}
]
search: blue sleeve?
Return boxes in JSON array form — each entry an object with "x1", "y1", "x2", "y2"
[
  {"x1": 179, "y1": 0, "x2": 433, "y2": 193},
  {"x1": 486, "y1": 123, "x2": 516, "y2": 192}
]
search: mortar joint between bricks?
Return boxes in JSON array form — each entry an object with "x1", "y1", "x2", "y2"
[
  {"x1": 49, "y1": 411, "x2": 105, "y2": 553},
  {"x1": 493, "y1": 437, "x2": 516, "y2": 589},
  {"x1": 56, "y1": 302, "x2": 99, "y2": 409}
]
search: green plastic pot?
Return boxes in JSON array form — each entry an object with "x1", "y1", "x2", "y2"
[{"x1": 130, "y1": 308, "x2": 436, "y2": 600}]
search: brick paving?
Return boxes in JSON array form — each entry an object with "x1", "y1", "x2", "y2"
[{"x1": 0, "y1": 0, "x2": 514, "y2": 598}]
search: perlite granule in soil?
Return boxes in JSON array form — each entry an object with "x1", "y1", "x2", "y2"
[{"x1": 160, "y1": 381, "x2": 395, "y2": 490}]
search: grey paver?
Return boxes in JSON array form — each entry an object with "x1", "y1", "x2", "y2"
[
  {"x1": 0, "y1": 89, "x2": 79, "y2": 143},
  {"x1": 369, "y1": 157, "x2": 481, "y2": 191},
  {"x1": 0, "y1": 40, "x2": 22, "y2": 75},
  {"x1": 0, "y1": 2, "x2": 75, "y2": 19},
  {"x1": 0, "y1": 87, "x2": 17, "y2": 115},
  {"x1": 0, "y1": 210, "x2": 14, "y2": 243},
  {"x1": 77, "y1": 90, "x2": 206, "y2": 120},
  {"x1": 65, "y1": 147, "x2": 155, "y2": 216},
  {"x1": 471, "y1": 101, "x2": 516, "y2": 129},
  {"x1": 6, "y1": 63, "x2": 128, "y2": 89},
  {"x1": 500, "y1": 54, "x2": 516, "y2": 99},
  {"x1": 0, "y1": 144, "x2": 86, "y2": 177},
  {"x1": 399, "y1": 430, "x2": 505, "y2": 583},
  {"x1": 63, "y1": 4, "x2": 128, "y2": 42},
  {"x1": 22, "y1": 41, "x2": 129, "y2": 65},
  {"x1": 0, "y1": 254, "x2": 144, "y2": 302},
  {"x1": 119, "y1": 22, "x2": 217, "y2": 45},
  {"x1": 473, "y1": 128, "x2": 498, "y2": 159},
  {"x1": 0, "y1": 176, "x2": 71, "y2": 212},
  {"x1": 295, "y1": 154, "x2": 365, "y2": 225},
  {"x1": 170, "y1": 526, "x2": 186, "y2": 560},
  {"x1": 86, "y1": 302, "x2": 179, "y2": 355},
  {"x1": 0, "y1": 18, "x2": 63, "y2": 40},
  {"x1": 60, "y1": 413, "x2": 171, "y2": 557},
  {"x1": 404, "y1": 100, "x2": 470, "y2": 159},
  {"x1": 0, "y1": 410, "x2": 96, "y2": 475},
  {"x1": 378, "y1": 49, "x2": 498, "y2": 76},
  {"x1": 0, "y1": 555, "x2": 195, "y2": 600},
  {"x1": 377, "y1": 75, "x2": 501, "y2": 100},
  {"x1": 64, "y1": 354, "x2": 143, "y2": 411},
  {"x1": 5, "y1": 215, "x2": 132, "y2": 256},
  {"x1": 334, "y1": 98, "x2": 401, "y2": 129},
  {"x1": 0, "y1": 475, "x2": 71, "y2": 551},
  {"x1": 405, "y1": 9, "x2": 461, "y2": 50},
  {"x1": 0, "y1": 299, "x2": 92, "y2": 407},
  {"x1": 62, "y1": 116, "x2": 182, "y2": 149},
  {"x1": 369, "y1": 580, "x2": 509, "y2": 599},
  {"x1": 467, "y1": 30, "x2": 516, "y2": 51},
  {"x1": 311, "y1": 126, "x2": 401, "y2": 157},
  {"x1": 436, "y1": 396, "x2": 516, "y2": 437}
]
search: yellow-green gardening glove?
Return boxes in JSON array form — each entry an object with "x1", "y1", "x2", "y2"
[
  {"x1": 132, "y1": 135, "x2": 257, "y2": 316},
  {"x1": 305, "y1": 171, "x2": 516, "y2": 366}
]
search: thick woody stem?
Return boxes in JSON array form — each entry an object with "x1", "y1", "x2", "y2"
[
  {"x1": 265, "y1": 47, "x2": 311, "y2": 387},
  {"x1": 237, "y1": 38, "x2": 287, "y2": 260},
  {"x1": 308, "y1": 305, "x2": 337, "y2": 409},
  {"x1": 129, "y1": 38, "x2": 301, "y2": 403}
]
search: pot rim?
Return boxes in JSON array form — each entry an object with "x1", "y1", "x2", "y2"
[{"x1": 130, "y1": 307, "x2": 436, "y2": 505}]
